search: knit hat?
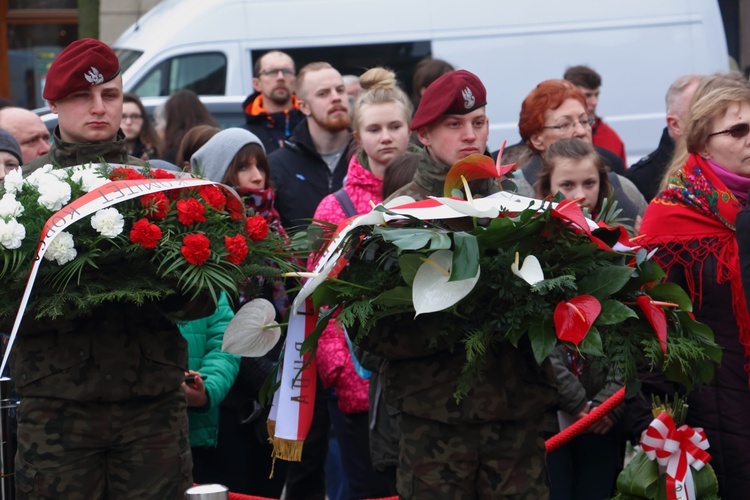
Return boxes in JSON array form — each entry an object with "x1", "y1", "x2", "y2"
[
  {"x1": 191, "y1": 128, "x2": 265, "y2": 183},
  {"x1": 0, "y1": 129, "x2": 22, "y2": 165},
  {"x1": 410, "y1": 69, "x2": 487, "y2": 130},
  {"x1": 43, "y1": 38, "x2": 121, "y2": 101}
]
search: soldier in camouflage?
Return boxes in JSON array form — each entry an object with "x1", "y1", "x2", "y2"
[
  {"x1": 366, "y1": 70, "x2": 558, "y2": 499},
  {"x1": 9, "y1": 39, "x2": 208, "y2": 498}
]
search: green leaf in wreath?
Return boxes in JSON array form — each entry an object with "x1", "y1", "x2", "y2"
[
  {"x1": 596, "y1": 299, "x2": 638, "y2": 325},
  {"x1": 579, "y1": 326, "x2": 604, "y2": 356},
  {"x1": 647, "y1": 282, "x2": 693, "y2": 312},
  {"x1": 529, "y1": 316, "x2": 557, "y2": 365},
  {"x1": 675, "y1": 311, "x2": 722, "y2": 364},
  {"x1": 371, "y1": 286, "x2": 413, "y2": 307},
  {"x1": 398, "y1": 253, "x2": 422, "y2": 286},
  {"x1": 375, "y1": 227, "x2": 452, "y2": 251},
  {"x1": 451, "y1": 232, "x2": 480, "y2": 282},
  {"x1": 577, "y1": 265, "x2": 634, "y2": 299}
]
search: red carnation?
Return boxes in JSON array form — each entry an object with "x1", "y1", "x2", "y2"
[
  {"x1": 110, "y1": 167, "x2": 147, "y2": 181},
  {"x1": 181, "y1": 233, "x2": 211, "y2": 266},
  {"x1": 150, "y1": 168, "x2": 176, "y2": 179},
  {"x1": 245, "y1": 214, "x2": 269, "y2": 242},
  {"x1": 177, "y1": 198, "x2": 207, "y2": 225},
  {"x1": 198, "y1": 185, "x2": 227, "y2": 211},
  {"x1": 141, "y1": 192, "x2": 170, "y2": 220},
  {"x1": 224, "y1": 234, "x2": 249, "y2": 265},
  {"x1": 129, "y1": 218, "x2": 162, "y2": 249},
  {"x1": 226, "y1": 194, "x2": 245, "y2": 220}
]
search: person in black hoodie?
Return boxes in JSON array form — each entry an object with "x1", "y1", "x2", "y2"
[{"x1": 242, "y1": 50, "x2": 305, "y2": 154}]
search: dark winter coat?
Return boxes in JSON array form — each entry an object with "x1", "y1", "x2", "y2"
[
  {"x1": 625, "y1": 127, "x2": 675, "y2": 202},
  {"x1": 241, "y1": 93, "x2": 305, "y2": 155}
]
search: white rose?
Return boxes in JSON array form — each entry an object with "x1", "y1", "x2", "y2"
[
  {"x1": 3, "y1": 168, "x2": 24, "y2": 195},
  {"x1": 0, "y1": 219, "x2": 25, "y2": 250},
  {"x1": 90, "y1": 208, "x2": 124, "y2": 238},
  {"x1": 37, "y1": 176, "x2": 72, "y2": 211},
  {"x1": 71, "y1": 168, "x2": 109, "y2": 192},
  {"x1": 44, "y1": 231, "x2": 77, "y2": 265},
  {"x1": 0, "y1": 193, "x2": 24, "y2": 219}
]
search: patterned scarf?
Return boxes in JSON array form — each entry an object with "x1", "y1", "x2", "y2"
[{"x1": 639, "y1": 153, "x2": 750, "y2": 382}]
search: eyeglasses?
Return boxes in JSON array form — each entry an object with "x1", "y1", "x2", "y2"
[
  {"x1": 708, "y1": 122, "x2": 750, "y2": 139},
  {"x1": 259, "y1": 68, "x2": 295, "y2": 77},
  {"x1": 121, "y1": 114, "x2": 143, "y2": 122},
  {"x1": 543, "y1": 116, "x2": 595, "y2": 133}
]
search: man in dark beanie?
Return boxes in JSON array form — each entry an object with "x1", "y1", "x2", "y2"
[
  {"x1": 0, "y1": 129, "x2": 22, "y2": 181},
  {"x1": 9, "y1": 39, "x2": 204, "y2": 498},
  {"x1": 363, "y1": 70, "x2": 557, "y2": 498},
  {"x1": 23, "y1": 38, "x2": 146, "y2": 175}
]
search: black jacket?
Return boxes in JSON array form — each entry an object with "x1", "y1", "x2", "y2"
[
  {"x1": 241, "y1": 92, "x2": 305, "y2": 155},
  {"x1": 268, "y1": 120, "x2": 351, "y2": 230},
  {"x1": 625, "y1": 127, "x2": 675, "y2": 202}
]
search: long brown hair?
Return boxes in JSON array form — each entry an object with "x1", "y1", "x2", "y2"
[
  {"x1": 123, "y1": 93, "x2": 164, "y2": 158},
  {"x1": 163, "y1": 90, "x2": 219, "y2": 154},
  {"x1": 222, "y1": 143, "x2": 271, "y2": 188}
]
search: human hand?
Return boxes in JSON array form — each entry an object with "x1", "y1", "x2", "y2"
[
  {"x1": 588, "y1": 413, "x2": 615, "y2": 435},
  {"x1": 182, "y1": 370, "x2": 208, "y2": 407}
]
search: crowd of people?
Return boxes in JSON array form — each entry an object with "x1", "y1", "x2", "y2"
[{"x1": 1, "y1": 36, "x2": 750, "y2": 499}]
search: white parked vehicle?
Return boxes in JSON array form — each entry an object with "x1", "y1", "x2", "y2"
[{"x1": 111, "y1": 0, "x2": 730, "y2": 163}]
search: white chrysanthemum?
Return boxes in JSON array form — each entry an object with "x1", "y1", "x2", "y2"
[
  {"x1": 90, "y1": 208, "x2": 124, "y2": 238},
  {"x1": 26, "y1": 164, "x2": 54, "y2": 187},
  {"x1": 71, "y1": 168, "x2": 109, "y2": 192},
  {"x1": 50, "y1": 168, "x2": 68, "y2": 181},
  {"x1": 44, "y1": 231, "x2": 77, "y2": 265},
  {"x1": 0, "y1": 193, "x2": 24, "y2": 219},
  {"x1": 0, "y1": 219, "x2": 25, "y2": 250},
  {"x1": 36, "y1": 176, "x2": 72, "y2": 211},
  {"x1": 3, "y1": 168, "x2": 24, "y2": 195}
]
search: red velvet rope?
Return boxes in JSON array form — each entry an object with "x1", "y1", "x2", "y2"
[{"x1": 544, "y1": 386, "x2": 626, "y2": 453}]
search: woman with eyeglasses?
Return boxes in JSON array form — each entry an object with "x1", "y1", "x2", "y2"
[
  {"x1": 510, "y1": 79, "x2": 646, "y2": 229},
  {"x1": 634, "y1": 73, "x2": 750, "y2": 499},
  {"x1": 122, "y1": 93, "x2": 163, "y2": 160}
]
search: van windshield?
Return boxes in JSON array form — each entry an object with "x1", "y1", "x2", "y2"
[{"x1": 115, "y1": 49, "x2": 144, "y2": 74}]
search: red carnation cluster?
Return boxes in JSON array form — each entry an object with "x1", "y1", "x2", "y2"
[
  {"x1": 181, "y1": 233, "x2": 211, "y2": 266},
  {"x1": 224, "y1": 234, "x2": 249, "y2": 265},
  {"x1": 198, "y1": 185, "x2": 227, "y2": 211},
  {"x1": 129, "y1": 218, "x2": 162, "y2": 249},
  {"x1": 110, "y1": 167, "x2": 147, "y2": 181},
  {"x1": 245, "y1": 214, "x2": 269, "y2": 242},
  {"x1": 141, "y1": 192, "x2": 170, "y2": 220},
  {"x1": 177, "y1": 198, "x2": 206, "y2": 225},
  {"x1": 150, "y1": 168, "x2": 176, "y2": 179}
]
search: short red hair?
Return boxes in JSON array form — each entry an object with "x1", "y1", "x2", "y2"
[{"x1": 518, "y1": 79, "x2": 587, "y2": 154}]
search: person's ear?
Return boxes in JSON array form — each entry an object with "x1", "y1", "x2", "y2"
[
  {"x1": 529, "y1": 133, "x2": 545, "y2": 152},
  {"x1": 252, "y1": 78, "x2": 262, "y2": 93},
  {"x1": 416, "y1": 127, "x2": 431, "y2": 147},
  {"x1": 298, "y1": 100, "x2": 311, "y2": 117},
  {"x1": 353, "y1": 130, "x2": 362, "y2": 146},
  {"x1": 666, "y1": 114, "x2": 681, "y2": 139},
  {"x1": 48, "y1": 100, "x2": 59, "y2": 114}
]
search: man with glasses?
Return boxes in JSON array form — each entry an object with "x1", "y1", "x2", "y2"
[{"x1": 242, "y1": 50, "x2": 305, "y2": 153}]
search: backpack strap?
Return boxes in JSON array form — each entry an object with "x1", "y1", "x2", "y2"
[{"x1": 333, "y1": 188, "x2": 357, "y2": 218}]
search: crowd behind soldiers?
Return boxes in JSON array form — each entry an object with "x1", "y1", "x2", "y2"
[{"x1": 1, "y1": 37, "x2": 750, "y2": 499}]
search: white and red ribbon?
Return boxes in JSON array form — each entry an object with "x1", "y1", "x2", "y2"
[
  {"x1": 0, "y1": 166, "x2": 233, "y2": 375},
  {"x1": 640, "y1": 412, "x2": 711, "y2": 500}
]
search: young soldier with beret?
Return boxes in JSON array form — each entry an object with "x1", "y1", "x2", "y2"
[
  {"x1": 9, "y1": 39, "x2": 212, "y2": 498},
  {"x1": 364, "y1": 70, "x2": 558, "y2": 498}
]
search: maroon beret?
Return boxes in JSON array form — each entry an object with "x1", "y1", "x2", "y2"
[
  {"x1": 43, "y1": 38, "x2": 121, "y2": 101},
  {"x1": 410, "y1": 70, "x2": 487, "y2": 130}
]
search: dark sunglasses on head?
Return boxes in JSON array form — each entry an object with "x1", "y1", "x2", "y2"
[{"x1": 708, "y1": 122, "x2": 750, "y2": 139}]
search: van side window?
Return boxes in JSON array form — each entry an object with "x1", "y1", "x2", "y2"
[
  {"x1": 253, "y1": 41, "x2": 431, "y2": 98},
  {"x1": 132, "y1": 52, "x2": 227, "y2": 97}
]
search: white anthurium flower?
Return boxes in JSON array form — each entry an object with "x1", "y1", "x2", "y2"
[
  {"x1": 44, "y1": 231, "x2": 77, "y2": 265},
  {"x1": 90, "y1": 207, "x2": 125, "y2": 238},
  {"x1": 0, "y1": 193, "x2": 24, "y2": 219},
  {"x1": 36, "y1": 175, "x2": 72, "y2": 211},
  {"x1": 383, "y1": 195, "x2": 416, "y2": 209},
  {"x1": 429, "y1": 176, "x2": 500, "y2": 218},
  {"x1": 510, "y1": 252, "x2": 544, "y2": 286},
  {"x1": 222, "y1": 298, "x2": 281, "y2": 357},
  {"x1": 3, "y1": 168, "x2": 24, "y2": 195},
  {"x1": 412, "y1": 249, "x2": 480, "y2": 317},
  {"x1": 71, "y1": 168, "x2": 110, "y2": 192},
  {"x1": 0, "y1": 218, "x2": 26, "y2": 249}
]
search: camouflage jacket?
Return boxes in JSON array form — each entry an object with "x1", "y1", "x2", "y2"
[
  {"x1": 368, "y1": 147, "x2": 556, "y2": 424},
  {"x1": 23, "y1": 127, "x2": 147, "y2": 175}
]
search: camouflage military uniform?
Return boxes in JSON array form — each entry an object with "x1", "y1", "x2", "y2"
[
  {"x1": 10, "y1": 138, "x2": 205, "y2": 499},
  {"x1": 364, "y1": 148, "x2": 557, "y2": 499}
]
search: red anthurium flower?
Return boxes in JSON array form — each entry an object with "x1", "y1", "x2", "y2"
[
  {"x1": 551, "y1": 198, "x2": 593, "y2": 235},
  {"x1": 553, "y1": 295, "x2": 602, "y2": 346},
  {"x1": 443, "y1": 152, "x2": 517, "y2": 197},
  {"x1": 636, "y1": 295, "x2": 669, "y2": 355}
]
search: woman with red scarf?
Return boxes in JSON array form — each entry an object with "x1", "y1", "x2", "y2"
[{"x1": 636, "y1": 73, "x2": 750, "y2": 499}]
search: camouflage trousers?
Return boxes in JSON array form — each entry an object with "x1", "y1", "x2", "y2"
[
  {"x1": 397, "y1": 413, "x2": 549, "y2": 499},
  {"x1": 14, "y1": 390, "x2": 193, "y2": 499}
]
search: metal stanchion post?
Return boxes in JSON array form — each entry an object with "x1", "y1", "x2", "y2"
[
  {"x1": 0, "y1": 377, "x2": 15, "y2": 500},
  {"x1": 185, "y1": 484, "x2": 229, "y2": 500}
]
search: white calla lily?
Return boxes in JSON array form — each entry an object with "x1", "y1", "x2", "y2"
[
  {"x1": 412, "y1": 249, "x2": 480, "y2": 316},
  {"x1": 222, "y1": 298, "x2": 281, "y2": 357},
  {"x1": 510, "y1": 252, "x2": 544, "y2": 286}
]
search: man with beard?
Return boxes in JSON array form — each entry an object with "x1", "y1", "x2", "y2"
[
  {"x1": 269, "y1": 61, "x2": 352, "y2": 230},
  {"x1": 242, "y1": 50, "x2": 305, "y2": 154}
]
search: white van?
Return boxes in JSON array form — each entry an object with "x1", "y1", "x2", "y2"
[{"x1": 112, "y1": 0, "x2": 730, "y2": 163}]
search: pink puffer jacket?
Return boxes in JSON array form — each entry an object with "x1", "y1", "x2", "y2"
[{"x1": 310, "y1": 153, "x2": 383, "y2": 414}]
